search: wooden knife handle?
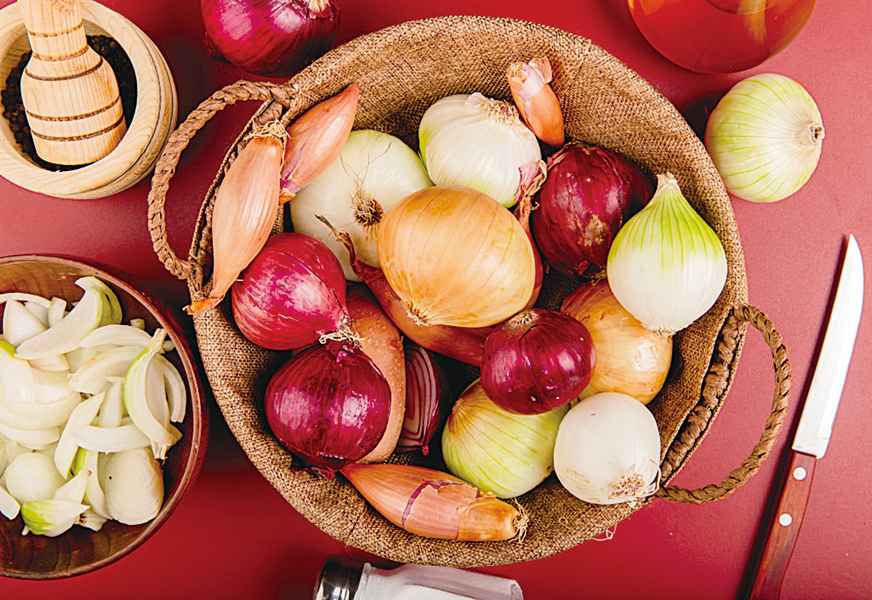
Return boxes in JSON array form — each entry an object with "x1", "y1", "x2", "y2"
[{"x1": 749, "y1": 451, "x2": 817, "y2": 600}]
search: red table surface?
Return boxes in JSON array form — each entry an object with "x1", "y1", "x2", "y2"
[{"x1": 2, "y1": 1, "x2": 870, "y2": 598}]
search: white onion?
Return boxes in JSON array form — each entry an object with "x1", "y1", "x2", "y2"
[
  {"x1": 607, "y1": 173, "x2": 727, "y2": 334},
  {"x1": 554, "y1": 392, "x2": 661, "y2": 505},
  {"x1": 54, "y1": 392, "x2": 104, "y2": 478},
  {"x1": 24, "y1": 301, "x2": 49, "y2": 327},
  {"x1": 80, "y1": 325, "x2": 152, "y2": 348},
  {"x1": 291, "y1": 129, "x2": 432, "y2": 281},
  {"x1": 706, "y1": 73, "x2": 824, "y2": 203},
  {"x1": 419, "y1": 93, "x2": 542, "y2": 207},
  {"x1": 21, "y1": 500, "x2": 87, "y2": 537},
  {"x1": 16, "y1": 282, "x2": 104, "y2": 359},
  {"x1": 0, "y1": 483, "x2": 19, "y2": 519},
  {"x1": 69, "y1": 346, "x2": 140, "y2": 394}
]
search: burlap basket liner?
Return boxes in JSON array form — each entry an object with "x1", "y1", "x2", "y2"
[{"x1": 147, "y1": 17, "x2": 791, "y2": 567}]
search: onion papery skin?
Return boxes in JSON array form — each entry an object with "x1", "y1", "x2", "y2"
[
  {"x1": 201, "y1": 0, "x2": 339, "y2": 77},
  {"x1": 442, "y1": 382, "x2": 566, "y2": 499},
  {"x1": 606, "y1": 173, "x2": 727, "y2": 334},
  {"x1": 705, "y1": 73, "x2": 824, "y2": 203},
  {"x1": 265, "y1": 341, "x2": 390, "y2": 476},
  {"x1": 377, "y1": 186, "x2": 536, "y2": 329},
  {"x1": 347, "y1": 286, "x2": 406, "y2": 464},
  {"x1": 562, "y1": 280, "x2": 672, "y2": 405},
  {"x1": 291, "y1": 130, "x2": 432, "y2": 281},
  {"x1": 532, "y1": 143, "x2": 653, "y2": 276},
  {"x1": 232, "y1": 233, "x2": 349, "y2": 350},
  {"x1": 481, "y1": 309, "x2": 594, "y2": 415}
]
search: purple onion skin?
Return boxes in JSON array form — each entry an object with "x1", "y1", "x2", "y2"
[
  {"x1": 265, "y1": 341, "x2": 391, "y2": 476},
  {"x1": 232, "y1": 233, "x2": 348, "y2": 350},
  {"x1": 201, "y1": 0, "x2": 339, "y2": 77},
  {"x1": 532, "y1": 143, "x2": 653, "y2": 276},
  {"x1": 481, "y1": 309, "x2": 595, "y2": 415}
]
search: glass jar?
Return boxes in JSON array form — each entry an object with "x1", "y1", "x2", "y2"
[
  {"x1": 628, "y1": 0, "x2": 815, "y2": 73},
  {"x1": 314, "y1": 558, "x2": 523, "y2": 600}
]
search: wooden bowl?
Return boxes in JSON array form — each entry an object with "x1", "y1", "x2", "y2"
[
  {"x1": 0, "y1": 1, "x2": 178, "y2": 199},
  {"x1": 0, "y1": 256, "x2": 207, "y2": 579}
]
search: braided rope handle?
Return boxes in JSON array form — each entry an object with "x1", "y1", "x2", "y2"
[
  {"x1": 147, "y1": 80, "x2": 296, "y2": 281},
  {"x1": 657, "y1": 304, "x2": 791, "y2": 504}
]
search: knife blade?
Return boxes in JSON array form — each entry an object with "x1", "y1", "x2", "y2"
[
  {"x1": 748, "y1": 235, "x2": 864, "y2": 600},
  {"x1": 792, "y1": 235, "x2": 864, "y2": 458}
]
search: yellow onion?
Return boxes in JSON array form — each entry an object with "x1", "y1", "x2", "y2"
[
  {"x1": 705, "y1": 73, "x2": 824, "y2": 203},
  {"x1": 442, "y1": 382, "x2": 567, "y2": 499},
  {"x1": 562, "y1": 280, "x2": 672, "y2": 405},
  {"x1": 377, "y1": 186, "x2": 536, "y2": 328}
]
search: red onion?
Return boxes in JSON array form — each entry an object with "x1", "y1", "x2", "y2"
[
  {"x1": 231, "y1": 233, "x2": 349, "y2": 350},
  {"x1": 397, "y1": 344, "x2": 450, "y2": 455},
  {"x1": 265, "y1": 341, "x2": 391, "y2": 476},
  {"x1": 481, "y1": 309, "x2": 595, "y2": 415},
  {"x1": 532, "y1": 143, "x2": 653, "y2": 276},
  {"x1": 201, "y1": 0, "x2": 339, "y2": 77}
]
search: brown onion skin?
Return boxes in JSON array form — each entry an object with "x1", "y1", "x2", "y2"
[
  {"x1": 201, "y1": 0, "x2": 339, "y2": 77},
  {"x1": 481, "y1": 309, "x2": 595, "y2": 414},
  {"x1": 265, "y1": 341, "x2": 391, "y2": 477},
  {"x1": 347, "y1": 286, "x2": 406, "y2": 464},
  {"x1": 231, "y1": 233, "x2": 348, "y2": 350},
  {"x1": 532, "y1": 143, "x2": 653, "y2": 276},
  {"x1": 333, "y1": 228, "x2": 492, "y2": 366},
  {"x1": 561, "y1": 279, "x2": 672, "y2": 404}
]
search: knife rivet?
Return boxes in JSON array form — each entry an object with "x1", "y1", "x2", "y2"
[
  {"x1": 779, "y1": 513, "x2": 793, "y2": 527},
  {"x1": 793, "y1": 467, "x2": 807, "y2": 481}
]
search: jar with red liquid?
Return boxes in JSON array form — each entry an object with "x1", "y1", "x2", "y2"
[{"x1": 628, "y1": 0, "x2": 815, "y2": 73}]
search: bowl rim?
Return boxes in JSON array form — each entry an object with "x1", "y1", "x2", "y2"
[{"x1": 0, "y1": 254, "x2": 209, "y2": 580}]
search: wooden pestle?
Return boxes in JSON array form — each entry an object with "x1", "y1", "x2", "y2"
[{"x1": 18, "y1": 0, "x2": 126, "y2": 165}]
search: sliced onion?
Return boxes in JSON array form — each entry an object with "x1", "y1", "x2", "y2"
[
  {"x1": 1, "y1": 391, "x2": 79, "y2": 429},
  {"x1": 155, "y1": 356, "x2": 185, "y2": 423},
  {"x1": 104, "y1": 448, "x2": 164, "y2": 525},
  {"x1": 0, "y1": 293, "x2": 50, "y2": 308},
  {"x1": 21, "y1": 500, "x2": 87, "y2": 537},
  {"x1": 16, "y1": 284, "x2": 104, "y2": 359},
  {"x1": 397, "y1": 344, "x2": 449, "y2": 455},
  {"x1": 29, "y1": 354, "x2": 69, "y2": 373},
  {"x1": 0, "y1": 422, "x2": 60, "y2": 449},
  {"x1": 47, "y1": 298, "x2": 66, "y2": 327},
  {"x1": 80, "y1": 325, "x2": 152, "y2": 348},
  {"x1": 147, "y1": 361, "x2": 171, "y2": 460},
  {"x1": 4, "y1": 452, "x2": 64, "y2": 502},
  {"x1": 78, "y1": 277, "x2": 122, "y2": 325},
  {"x1": 0, "y1": 483, "x2": 19, "y2": 520},
  {"x1": 78, "y1": 509, "x2": 107, "y2": 531},
  {"x1": 74, "y1": 424, "x2": 150, "y2": 453},
  {"x1": 66, "y1": 346, "x2": 97, "y2": 372},
  {"x1": 130, "y1": 318, "x2": 146, "y2": 330},
  {"x1": 3, "y1": 300, "x2": 46, "y2": 346},
  {"x1": 123, "y1": 330, "x2": 181, "y2": 457},
  {"x1": 32, "y1": 371, "x2": 76, "y2": 405},
  {"x1": 25, "y1": 301, "x2": 49, "y2": 327},
  {"x1": 54, "y1": 470, "x2": 88, "y2": 503},
  {"x1": 72, "y1": 448, "x2": 110, "y2": 518},
  {"x1": 54, "y1": 392, "x2": 104, "y2": 477},
  {"x1": 97, "y1": 378, "x2": 124, "y2": 427},
  {"x1": 69, "y1": 346, "x2": 141, "y2": 394}
]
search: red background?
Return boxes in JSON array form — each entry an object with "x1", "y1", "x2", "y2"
[{"x1": 2, "y1": 1, "x2": 870, "y2": 598}]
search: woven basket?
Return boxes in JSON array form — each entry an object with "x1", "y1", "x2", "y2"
[{"x1": 146, "y1": 17, "x2": 791, "y2": 567}]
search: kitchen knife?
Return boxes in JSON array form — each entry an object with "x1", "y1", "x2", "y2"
[{"x1": 748, "y1": 235, "x2": 864, "y2": 600}]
